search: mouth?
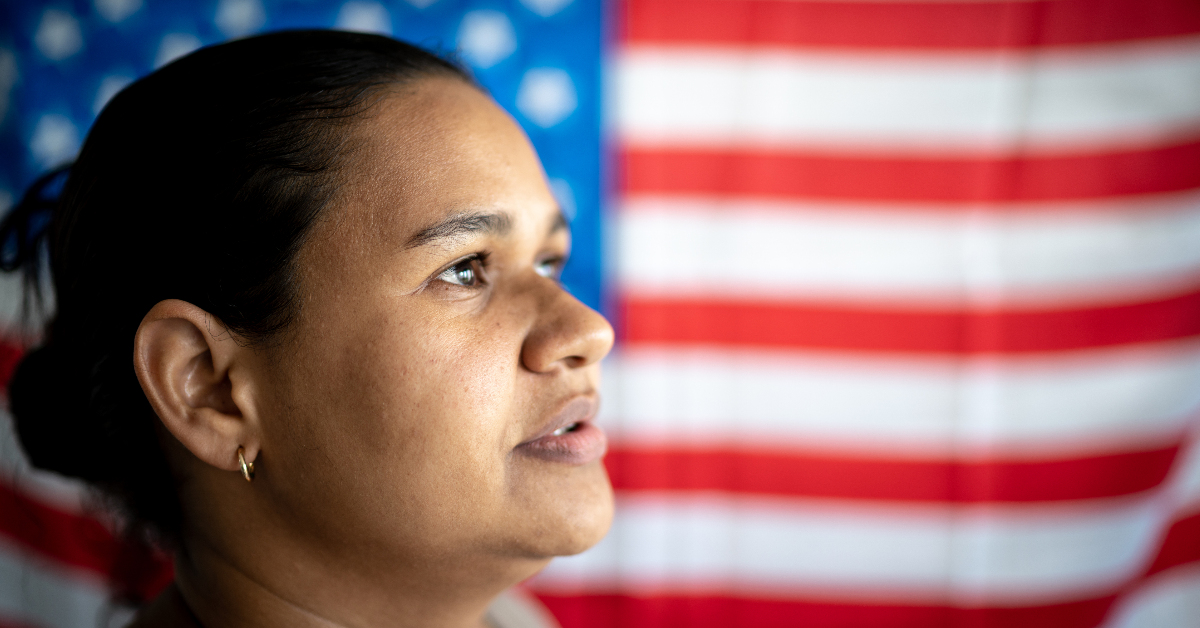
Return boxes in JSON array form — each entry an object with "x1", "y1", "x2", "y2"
[{"x1": 515, "y1": 396, "x2": 607, "y2": 465}]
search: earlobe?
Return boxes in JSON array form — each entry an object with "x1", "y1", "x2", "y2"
[{"x1": 133, "y1": 299, "x2": 259, "y2": 473}]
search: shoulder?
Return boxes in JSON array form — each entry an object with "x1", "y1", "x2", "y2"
[{"x1": 485, "y1": 588, "x2": 561, "y2": 628}]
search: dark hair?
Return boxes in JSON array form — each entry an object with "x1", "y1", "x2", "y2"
[{"x1": 0, "y1": 30, "x2": 471, "y2": 547}]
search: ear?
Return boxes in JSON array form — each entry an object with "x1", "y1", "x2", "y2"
[{"x1": 133, "y1": 299, "x2": 261, "y2": 473}]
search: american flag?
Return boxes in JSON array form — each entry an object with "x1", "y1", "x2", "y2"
[
  {"x1": 3, "y1": 1, "x2": 1200, "y2": 627},
  {"x1": 527, "y1": 1, "x2": 1200, "y2": 626}
]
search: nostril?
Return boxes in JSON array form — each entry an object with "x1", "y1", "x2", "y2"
[{"x1": 563, "y1": 355, "x2": 587, "y2": 369}]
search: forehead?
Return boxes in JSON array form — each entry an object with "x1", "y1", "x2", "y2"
[{"x1": 337, "y1": 77, "x2": 556, "y2": 238}]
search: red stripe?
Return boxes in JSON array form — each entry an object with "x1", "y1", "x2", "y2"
[
  {"x1": 0, "y1": 337, "x2": 23, "y2": 391},
  {"x1": 536, "y1": 593, "x2": 1117, "y2": 628},
  {"x1": 0, "y1": 480, "x2": 173, "y2": 602},
  {"x1": 622, "y1": 141, "x2": 1200, "y2": 203},
  {"x1": 1145, "y1": 511, "x2": 1200, "y2": 577},
  {"x1": 0, "y1": 480, "x2": 118, "y2": 576},
  {"x1": 604, "y1": 445, "x2": 1179, "y2": 502},
  {"x1": 623, "y1": 0, "x2": 1200, "y2": 50},
  {"x1": 619, "y1": 289, "x2": 1200, "y2": 354},
  {"x1": 0, "y1": 339, "x2": 172, "y2": 602},
  {"x1": 536, "y1": 512, "x2": 1200, "y2": 627}
]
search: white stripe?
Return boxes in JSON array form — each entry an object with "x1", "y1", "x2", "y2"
[
  {"x1": 618, "y1": 192, "x2": 1200, "y2": 307},
  {"x1": 0, "y1": 270, "x2": 51, "y2": 333},
  {"x1": 532, "y1": 492, "x2": 1168, "y2": 604},
  {"x1": 0, "y1": 273, "x2": 23, "y2": 331},
  {"x1": 616, "y1": 37, "x2": 1200, "y2": 152},
  {"x1": 1105, "y1": 565, "x2": 1200, "y2": 628},
  {"x1": 1169, "y1": 441, "x2": 1200, "y2": 510},
  {"x1": 0, "y1": 538, "x2": 121, "y2": 628},
  {"x1": 598, "y1": 343, "x2": 1200, "y2": 458}
]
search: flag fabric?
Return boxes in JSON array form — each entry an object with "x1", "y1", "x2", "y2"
[
  {"x1": 525, "y1": 1, "x2": 1200, "y2": 626},
  {"x1": 2, "y1": 1, "x2": 1200, "y2": 627}
]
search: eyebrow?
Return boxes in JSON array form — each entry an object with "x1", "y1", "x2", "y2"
[{"x1": 405, "y1": 211, "x2": 514, "y2": 249}]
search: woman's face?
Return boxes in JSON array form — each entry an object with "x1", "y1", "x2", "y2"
[{"x1": 246, "y1": 78, "x2": 614, "y2": 581}]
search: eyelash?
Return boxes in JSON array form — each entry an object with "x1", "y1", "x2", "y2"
[
  {"x1": 535, "y1": 256, "x2": 565, "y2": 280},
  {"x1": 436, "y1": 253, "x2": 489, "y2": 288},
  {"x1": 432, "y1": 252, "x2": 566, "y2": 290}
]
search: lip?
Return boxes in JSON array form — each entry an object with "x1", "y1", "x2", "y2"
[{"x1": 515, "y1": 396, "x2": 607, "y2": 465}]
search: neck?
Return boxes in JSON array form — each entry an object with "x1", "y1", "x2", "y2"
[{"x1": 143, "y1": 532, "x2": 544, "y2": 628}]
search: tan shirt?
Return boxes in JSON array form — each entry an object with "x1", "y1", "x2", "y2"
[
  {"x1": 130, "y1": 583, "x2": 560, "y2": 627},
  {"x1": 485, "y1": 588, "x2": 561, "y2": 628}
]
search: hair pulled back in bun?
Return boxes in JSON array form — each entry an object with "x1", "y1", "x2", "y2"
[{"x1": 0, "y1": 30, "x2": 472, "y2": 543}]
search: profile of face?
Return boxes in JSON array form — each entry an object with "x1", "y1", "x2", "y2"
[{"x1": 133, "y1": 76, "x2": 614, "y2": 624}]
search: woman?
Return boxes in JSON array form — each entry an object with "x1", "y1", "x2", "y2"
[{"x1": 0, "y1": 30, "x2": 613, "y2": 627}]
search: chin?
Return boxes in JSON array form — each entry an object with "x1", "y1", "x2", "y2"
[
  {"x1": 518, "y1": 461, "x2": 615, "y2": 558},
  {"x1": 556, "y1": 484, "x2": 615, "y2": 556}
]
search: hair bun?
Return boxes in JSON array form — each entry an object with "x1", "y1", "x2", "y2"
[{"x1": 8, "y1": 342, "x2": 103, "y2": 480}]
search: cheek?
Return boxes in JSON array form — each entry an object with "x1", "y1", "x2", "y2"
[
  {"x1": 263, "y1": 304, "x2": 527, "y2": 548},
  {"x1": 368, "y1": 315, "x2": 519, "y2": 454}
]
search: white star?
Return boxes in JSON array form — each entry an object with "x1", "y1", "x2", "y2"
[
  {"x1": 154, "y1": 33, "x2": 202, "y2": 68},
  {"x1": 520, "y1": 0, "x2": 573, "y2": 18},
  {"x1": 215, "y1": 0, "x2": 266, "y2": 38},
  {"x1": 516, "y1": 68, "x2": 577, "y2": 128},
  {"x1": 457, "y1": 11, "x2": 516, "y2": 69},
  {"x1": 30, "y1": 114, "x2": 80, "y2": 170},
  {"x1": 335, "y1": 2, "x2": 392, "y2": 36},
  {"x1": 93, "y1": 74, "x2": 134, "y2": 116},
  {"x1": 94, "y1": 0, "x2": 142, "y2": 23},
  {"x1": 34, "y1": 9, "x2": 83, "y2": 62}
]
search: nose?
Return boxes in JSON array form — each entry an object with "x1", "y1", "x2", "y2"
[{"x1": 521, "y1": 281, "x2": 614, "y2": 373}]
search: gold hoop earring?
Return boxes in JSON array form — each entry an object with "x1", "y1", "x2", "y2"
[{"x1": 237, "y1": 446, "x2": 255, "y2": 482}]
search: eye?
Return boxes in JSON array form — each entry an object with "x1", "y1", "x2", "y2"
[
  {"x1": 535, "y1": 256, "x2": 564, "y2": 280},
  {"x1": 437, "y1": 255, "x2": 485, "y2": 287}
]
